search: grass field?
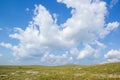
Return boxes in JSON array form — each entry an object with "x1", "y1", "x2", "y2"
[{"x1": 0, "y1": 62, "x2": 120, "y2": 80}]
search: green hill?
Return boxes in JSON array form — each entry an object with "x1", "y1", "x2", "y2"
[{"x1": 0, "y1": 62, "x2": 120, "y2": 80}]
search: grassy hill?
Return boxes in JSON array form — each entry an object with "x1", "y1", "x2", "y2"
[{"x1": 0, "y1": 62, "x2": 120, "y2": 80}]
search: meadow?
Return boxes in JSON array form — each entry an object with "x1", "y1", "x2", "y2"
[{"x1": 0, "y1": 62, "x2": 120, "y2": 80}]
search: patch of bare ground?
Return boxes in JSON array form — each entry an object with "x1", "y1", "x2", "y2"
[
  {"x1": 92, "y1": 74, "x2": 120, "y2": 78},
  {"x1": 10, "y1": 72, "x2": 19, "y2": 76},
  {"x1": 26, "y1": 70, "x2": 39, "y2": 75},
  {"x1": 73, "y1": 73, "x2": 84, "y2": 77},
  {"x1": 108, "y1": 74, "x2": 120, "y2": 78},
  {"x1": 0, "y1": 75, "x2": 8, "y2": 77}
]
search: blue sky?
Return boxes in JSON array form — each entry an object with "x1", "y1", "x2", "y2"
[{"x1": 0, "y1": 0, "x2": 120, "y2": 65}]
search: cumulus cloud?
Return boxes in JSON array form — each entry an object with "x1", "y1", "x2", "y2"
[
  {"x1": 110, "y1": 0, "x2": 118, "y2": 8},
  {"x1": 70, "y1": 40, "x2": 106, "y2": 59},
  {"x1": 41, "y1": 52, "x2": 73, "y2": 65},
  {"x1": 0, "y1": 42, "x2": 13, "y2": 49},
  {"x1": 0, "y1": 0, "x2": 119, "y2": 65},
  {"x1": 104, "y1": 49, "x2": 120, "y2": 62},
  {"x1": 94, "y1": 40, "x2": 106, "y2": 48},
  {"x1": 99, "y1": 22, "x2": 119, "y2": 38},
  {"x1": 70, "y1": 48, "x2": 79, "y2": 55},
  {"x1": 77, "y1": 44, "x2": 94, "y2": 59}
]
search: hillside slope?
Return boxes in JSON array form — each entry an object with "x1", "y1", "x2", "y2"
[{"x1": 0, "y1": 62, "x2": 120, "y2": 80}]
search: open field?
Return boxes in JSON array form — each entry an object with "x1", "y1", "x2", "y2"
[{"x1": 0, "y1": 62, "x2": 120, "y2": 80}]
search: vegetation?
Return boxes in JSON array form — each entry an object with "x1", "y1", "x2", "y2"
[{"x1": 0, "y1": 62, "x2": 120, "y2": 80}]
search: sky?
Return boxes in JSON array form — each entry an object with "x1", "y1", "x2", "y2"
[{"x1": 0, "y1": 0, "x2": 120, "y2": 65}]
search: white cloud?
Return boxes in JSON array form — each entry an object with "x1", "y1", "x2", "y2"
[
  {"x1": 70, "y1": 48, "x2": 79, "y2": 55},
  {"x1": 77, "y1": 44, "x2": 94, "y2": 59},
  {"x1": 59, "y1": 0, "x2": 107, "y2": 43},
  {"x1": 100, "y1": 22, "x2": 119, "y2": 38},
  {"x1": 0, "y1": 0, "x2": 119, "y2": 65},
  {"x1": 110, "y1": 0, "x2": 118, "y2": 8},
  {"x1": 40, "y1": 52, "x2": 73, "y2": 65},
  {"x1": 104, "y1": 49, "x2": 120, "y2": 62},
  {"x1": 70, "y1": 40, "x2": 105, "y2": 59},
  {"x1": 0, "y1": 42, "x2": 13, "y2": 49},
  {"x1": 94, "y1": 40, "x2": 106, "y2": 48}
]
